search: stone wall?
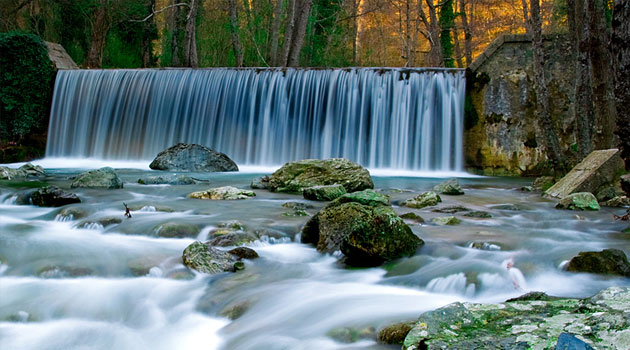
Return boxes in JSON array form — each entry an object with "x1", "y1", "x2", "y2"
[{"x1": 465, "y1": 34, "x2": 576, "y2": 176}]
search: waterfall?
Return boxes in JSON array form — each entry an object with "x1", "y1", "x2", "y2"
[{"x1": 46, "y1": 68, "x2": 465, "y2": 171}]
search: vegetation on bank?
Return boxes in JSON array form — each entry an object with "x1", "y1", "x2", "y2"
[{"x1": 0, "y1": 31, "x2": 55, "y2": 162}]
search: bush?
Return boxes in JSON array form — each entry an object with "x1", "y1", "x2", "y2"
[{"x1": 0, "y1": 32, "x2": 56, "y2": 143}]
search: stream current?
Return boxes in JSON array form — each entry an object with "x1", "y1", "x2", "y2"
[{"x1": 1, "y1": 168, "x2": 629, "y2": 350}]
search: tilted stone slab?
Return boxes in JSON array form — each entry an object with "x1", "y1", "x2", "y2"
[{"x1": 544, "y1": 149, "x2": 622, "y2": 199}]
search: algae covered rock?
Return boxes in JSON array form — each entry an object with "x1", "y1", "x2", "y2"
[
  {"x1": 403, "y1": 191, "x2": 441, "y2": 209},
  {"x1": 30, "y1": 186, "x2": 81, "y2": 207},
  {"x1": 403, "y1": 286, "x2": 630, "y2": 350},
  {"x1": 302, "y1": 184, "x2": 347, "y2": 201},
  {"x1": 431, "y1": 216, "x2": 461, "y2": 225},
  {"x1": 149, "y1": 143, "x2": 238, "y2": 172},
  {"x1": 433, "y1": 178, "x2": 464, "y2": 195},
  {"x1": 555, "y1": 192, "x2": 600, "y2": 211},
  {"x1": 188, "y1": 186, "x2": 255, "y2": 200},
  {"x1": 565, "y1": 248, "x2": 630, "y2": 277},
  {"x1": 302, "y1": 189, "x2": 422, "y2": 266},
  {"x1": 71, "y1": 167, "x2": 123, "y2": 189},
  {"x1": 268, "y1": 158, "x2": 373, "y2": 193},
  {"x1": 182, "y1": 241, "x2": 239, "y2": 274}
]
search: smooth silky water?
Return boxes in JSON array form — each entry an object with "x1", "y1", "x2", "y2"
[{"x1": 1, "y1": 170, "x2": 629, "y2": 350}]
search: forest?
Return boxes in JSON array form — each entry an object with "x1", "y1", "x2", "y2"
[{"x1": 2, "y1": 0, "x2": 570, "y2": 69}]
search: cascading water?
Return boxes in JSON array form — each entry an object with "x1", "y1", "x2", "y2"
[{"x1": 46, "y1": 68, "x2": 465, "y2": 171}]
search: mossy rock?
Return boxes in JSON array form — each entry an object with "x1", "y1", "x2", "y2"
[
  {"x1": 189, "y1": 186, "x2": 255, "y2": 200},
  {"x1": 431, "y1": 216, "x2": 461, "y2": 225},
  {"x1": 433, "y1": 178, "x2": 464, "y2": 195},
  {"x1": 463, "y1": 211, "x2": 492, "y2": 218},
  {"x1": 400, "y1": 212, "x2": 425, "y2": 223},
  {"x1": 378, "y1": 322, "x2": 414, "y2": 344},
  {"x1": 565, "y1": 248, "x2": 630, "y2": 277},
  {"x1": 30, "y1": 186, "x2": 80, "y2": 207},
  {"x1": 71, "y1": 167, "x2": 123, "y2": 189},
  {"x1": 302, "y1": 184, "x2": 347, "y2": 201},
  {"x1": 268, "y1": 158, "x2": 374, "y2": 193},
  {"x1": 403, "y1": 191, "x2": 441, "y2": 209},
  {"x1": 154, "y1": 222, "x2": 200, "y2": 238},
  {"x1": 182, "y1": 241, "x2": 239, "y2": 274},
  {"x1": 327, "y1": 327, "x2": 376, "y2": 343},
  {"x1": 208, "y1": 232, "x2": 257, "y2": 246},
  {"x1": 333, "y1": 189, "x2": 390, "y2": 207},
  {"x1": 555, "y1": 192, "x2": 600, "y2": 211}
]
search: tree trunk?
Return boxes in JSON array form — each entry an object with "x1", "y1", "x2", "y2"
[
  {"x1": 525, "y1": 0, "x2": 567, "y2": 172},
  {"x1": 287, "y1": 0, "x2": 312, "y2": 67},
  {"x1": 269, "y1": 0, "x2": 283, "y2": 66},
  {"x1": 279, "y1": 0, "x2": 296, "y2": 66},
  {"x1": 351, "y1": 0, "x2": 358, "y2": 65},
  {"x1": 169, "y1": 0, "x2": 181, "y2": 67},
  {"x1": 570, "y1": 0, "x2": 594, "y2": 159},
  {"x1": 452, "y1": 25, "x2": 463, "y2": 68},
  {"x1": 418, "y1": 0, "x2": 444, "y2": 67},
  {"x1": 613, "y1": 0, "x2": 630, "y2": 168},
  {"x1": 458, "y1": 0, "x2": 472, "y2": 66},
  {"x1": 183, "y1": 0, "x2": 199, "y2": 68},
  {"x1": 405, "y1": 0, "x2": 412, "y2": 66},
  {"x1": 228, "y1": 0, "x2": 244, "y2": 67},
  {"x1": 86, "y1": 0, "x2": 110, "y2": 68},
  {"x1": 588, "y1": 0, "x2": 617, "y2": 150}
]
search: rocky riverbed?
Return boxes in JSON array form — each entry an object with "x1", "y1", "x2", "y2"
[{"x1": 1, "y1": 164, "x2": 629, "y2": 350}]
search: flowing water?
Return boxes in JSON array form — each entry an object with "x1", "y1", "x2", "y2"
[
  {"x1": 46, "y1": 68, "x2": 464, "y2": 171},
  {"x1": 1, "y1": 169, "x2": 628, "y2": 350}
]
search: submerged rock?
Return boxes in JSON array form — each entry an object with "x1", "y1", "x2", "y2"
[
  {"x1": 378, "y1": 322, "x2": 415, "y2": 345},
  {"x1": 182, "y1": 242, "x2": 239, "y2": 274},
  {"x1": 327, "y1": 327, "x2": 376, "y2": 343},
  {"x1": 149, "y1": 143, "x2": 238, "y2": 172},
  {"x1": 431, "y1": 216, "x2": 461, "y2": 225},
  {"x1": 71, "y1": 167, "x2": 123, "y2": 189},
  {"x1": 250, "y1": 176, "x2": 270, "y2": 189},
  {"x1": 403, "y1": 191, "x2": 442, "y2": 209},
  {"x1": 302, "y1": 184, "x2": 347, "y2": 201},
  {"x1": 138, "y1": 174, "x2": 196, "y2": 185},
  {"x1": 555, "y1": 192, "x2": 600, "y2": 211},
  {"x1": 188, "y1": 186, "x2": 255, "y2": 200},
  {"x1": 208, "y1": 232, "x2": 258, "y2": 246},
  {"x1": 0, "y1": 163, "x2": 45, "y2": 180},
  {"x1": 565, "y1": 248, "x2": 630, "y2": 277},
  {"x1": 601, "y1": 196, "x2": 630, "y2": 207},
  {"x1": 154, "y1": 222, "x2": 200, "y2": 238},
  {"x1": 227, "y1": 247, "x2": 259, "y2": 260},
  {"x1": 433, "y1": 178, "x2": 464, "y2": 195},
  {"x1": 400, "y1": 212, "x2": 425, "y2": 223},
  {"x1": 403, "y1": 286, "x2": 630, "y2": 350},
  {"x1": 302, "y1": 189, "x2": 422, "y2": 266},
  {"x1": 268, "y1": 158, "x2": 373, "y2": 193},
  {"x1": 432, "y1": 205, "x2": 469, "y2": 214},
  {"x1": 30, "y1": 186, "x2": 81, "y2": 207},
  {"x1": 463, "y1": 211, "x2": 492, "y2": 218}
]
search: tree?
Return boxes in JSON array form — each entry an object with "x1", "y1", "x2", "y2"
[
  {"x1": 612, "y1": 0, "x2": 630, "y2": 169},
  {"x1": 86, "y1": 0, "x2": 111, "y2": 68},
  {"x1": 439, "y1": 0, "x2": 455, "y2": 67},
  {"x1": 418, "y1": 0, "x2": 444, "y2": 66},
  {"x1": 522, "y1": 0, "x2": 567, "y2": 172}
]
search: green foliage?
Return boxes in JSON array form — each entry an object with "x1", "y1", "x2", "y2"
[
  {"x1": 0, "y1": 32, "x2": 55, "y2": 142},
  {"x1": 439, "y1": 0, "x2": 455, "y2": 68},
  {"x1": 306, "y1": 0, "x2": 351, "y2": 67}
]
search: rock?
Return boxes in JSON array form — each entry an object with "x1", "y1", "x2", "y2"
[
  {"x1": 431, "y1": 216, "x2": 461, "y2": 225},
  {"x1": 596, "y1": 186, "x2": 625, "y2": 202},
  {"x1": 490, "y1": 204, "x2": 522, "y2": 211},
  {"x1": 520, "y1": 186, "x2": 533, "y2": 192},
  {"x1": 268, "y1": 158, "x2": 373, "y2": 193},
  {"x1": 29, "y1": 186, "x2": 81, "y2": 207},
  {"x1": 78, "y1": 217, "x2": 123, "y2": 228},
  {"x1": 218, "y1": 220, "x2": 246, "y2": 231},
  {"x1": 621, "y1": 174, "x2": 630, "y2": 196},
  {"x1": 545, "y1": 149, "x2": 623, "y2": 199},
  {"x1": 565, "y1": 248, "x2": 630, "y2": 277},
  {"x1": 208, "y1": 232, "x2": 257, "y2": 246},
  {"x1": 403, "y1": 191, "x2": 442, "y2": 209},
  {"x1": 282, "y1": 201, "x2": 314, "y2": 210},
  {"x1": 138, "y1": 174, "x2": 196, "y2": 185},
  {"x1": 335, "y1": 189, "x2": 390, "y2": 207},
  {"x1": 302, "y1": 192, "x2": 422, "y2": 266},
  {"x1": 182, "y1": 241, "x2": 240, "y2": 274},
  {"x1": 555, "y1": 333, "x2": 594, "y2": 350},
  {"x1": 70, "y1": 167, "x2": 123, "y2": 189},
  {"x1": 469, "y1": 241, "x2": 501, "y2": 250},
  {"x1": 154, "y1": 222, "x2": 200, "y2": 238},
  {"x1": 283, "y1": 208, "x2": 309, "y2": 217},
  {"x1": 403, "y1": 287, "x2": 630, "y2": 350},
  {"x1": 227, "y1": 247, "x2": 259, "y2": 259},
  {"x1": 400, "y1": 212, "x2": 425, "y2": 223},
  {"x1": 463, "y1": 211, "x2": 492, "y2": 218},
  {"x1": 378, "y1": 322, "x2": 414, "y2": 345},
  {"x1": 128, "y1": 256, "x2": 167, "y2": 276},
  {"x1": 432, "y1": 205, "x2": 469, "y2": 214},
  {"x1": 302, "y1": 184, "x2": 347, "y2": 201},
  {"x1": 433, "y1": 178, "x2": 464, "y2": 195},
  {"x1": 0, "y1": 163, "x2": 45, "y2": 180},
  {"x1": 149, "y1": 143, "x2": 238, "y2": 172},
  {"x1": 56, "y1": 206, "x2": 90, "y2": 220},
  {"x1": 532, "y1": 176, "x2": 555, "y2": 191},
  {"x1": 506, "y1": 292, "x2": 557, "y2": 302},
  {"x1": 328, "y1": 327, "x2": 376, "y2": 343},
  {"x1": 219, "y1": 300, "x2": 252, "y2": 320},
  {"x1": 555, "y1": 192, "x2": 600, "y2": 211},
  {"x1": 37, "y1": 265, "x2": 92, "y2": 278},
  {"x1": 601, "y1": 196, "x2": 630, "y2": 207},
  {"x1": 188, "y1": 186, "x2": 255, "y2": 200},
  {"x1": 250, "y1": 176, "x2": 270, "y2": 189}
]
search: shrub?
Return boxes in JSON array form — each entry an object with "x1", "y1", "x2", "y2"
[{"x1": 0, "y1": 32, "x2": 56, "y2": 143}]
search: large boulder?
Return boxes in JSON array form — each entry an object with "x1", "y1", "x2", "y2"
[
  {"x1": 403, "y1": 287, "x2": 630, "y2": 350},
  {"x1": 433, "y1": 179, "x2": 464, "y2": 195},
  {"x1": 301, "y1": 189, "x2": 422, "y2": 266},
  {"x1": 182, "y1": 242, "x2": 240, "y2": 274},
  {"x1": 545, "y1": 149, "x2": 623, "y2": 199},
  {"x1": 149, "y1": 143, "x2": 238, "y2": 172},
  {"x1": 565, "y1": 248, "x2": 630, "y2": 277},
  {"x1": 555, "y1": 192, "x2": 600, "y2": 211},
  {"x1": 71, "y1": 167, "x2": 123, "y2": 189},
  {"x1": 403, "y1": 191, "x2": 442, "y2": 209},
  {"x1": 268, "y1": 158, "x2": 374, "y2": 193},
  {"x1": 303, "y1": 184, "x2": 347, "y2": 201},
  {"x1": 0, "y1": 163, "x2": 45, "y2": 180},
  {"x1": 30, "y1": 186, "x2": 81, "y2": 207},
  {"x1": 188, "y1": 186, "x2": 255, "y2": 200}
]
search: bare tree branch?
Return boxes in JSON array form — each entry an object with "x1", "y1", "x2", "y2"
[{"x1": 129, "y1": 3, "x2": 190, "y2": 23}]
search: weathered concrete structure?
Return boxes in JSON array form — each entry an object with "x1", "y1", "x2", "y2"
[{"x1": 465, "y1": 34, "x2": 576, "y2": 175}]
